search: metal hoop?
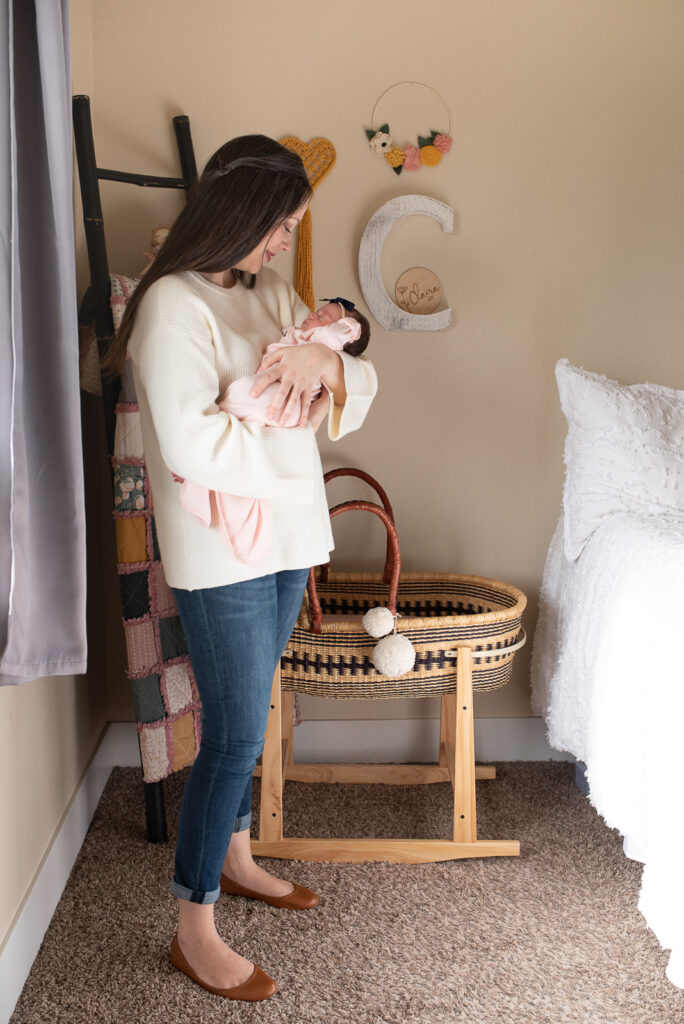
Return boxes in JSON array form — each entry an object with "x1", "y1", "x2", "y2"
[{"x1": 371, "y1": 81, "x2": 453, "y2": 137}]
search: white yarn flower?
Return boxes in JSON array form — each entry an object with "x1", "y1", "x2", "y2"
[{"x1": 369, "y1": 131, "x2": 393, "y2": 156}]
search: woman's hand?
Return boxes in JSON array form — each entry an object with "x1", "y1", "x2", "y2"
[
  {"x1": 252, "y1": 343, "x2": 346, "y2": 427},
  {"x1": 306, "y1": 389, "x2": 331, "y2": 433}
]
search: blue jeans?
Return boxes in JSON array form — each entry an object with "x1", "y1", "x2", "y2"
[{"x1": 170, "y1": 568, "x2": 309, "y2": 904}]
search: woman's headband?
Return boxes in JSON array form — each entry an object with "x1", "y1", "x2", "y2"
[{"x1": 209, "y1": 156, "x2": 308, "y2": 179}]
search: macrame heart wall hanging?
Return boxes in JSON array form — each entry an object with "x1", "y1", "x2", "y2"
[{"x1": 279, "y1": 136, "x2": 336, "y2": 309}]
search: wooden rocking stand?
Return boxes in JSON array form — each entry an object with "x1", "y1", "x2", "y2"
[{"x1": 252, "y1": 654, "x2": 520, "y2": 864}]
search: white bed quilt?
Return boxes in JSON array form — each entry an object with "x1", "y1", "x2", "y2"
[{"x1": 531, "y1": 512, "x2": 684, "y2": 987}]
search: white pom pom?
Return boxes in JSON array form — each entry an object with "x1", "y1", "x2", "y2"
[
  {"x1": 372, "y1": 633, "x2": 416, "y2": 678},
  {"x1": 362, "y1": 605, "x2": 396, "y2": 638}
]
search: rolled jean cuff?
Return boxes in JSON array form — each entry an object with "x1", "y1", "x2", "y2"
[
  {"x1": 234, "y1": 811, "x2": 252, "y2": 834},
  {"x1": 170, "y1": 879, "x2": 221, "y2": 905}
]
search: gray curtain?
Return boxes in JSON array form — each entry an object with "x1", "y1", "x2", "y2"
[{"x1": 1, "y1": 0, "x2": 87, "y2": 684}]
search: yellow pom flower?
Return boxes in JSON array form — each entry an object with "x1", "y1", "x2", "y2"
[
  {"x1": 385, "y1": 147, "x2": 405, "y2": 169},
  {"x1": 419, "y1": 145, "x2": 442, "y2": 167}
]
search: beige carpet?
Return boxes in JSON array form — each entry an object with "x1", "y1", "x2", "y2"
[{"x1": 11, "y1": 763, "x2": 684, "y2": 1024}]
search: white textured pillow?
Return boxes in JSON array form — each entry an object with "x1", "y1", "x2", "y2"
[{"x1": 556, "y1": 359, "x2": 684, "y2": 561}]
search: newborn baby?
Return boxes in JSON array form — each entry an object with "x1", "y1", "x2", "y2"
[{"x1": 178, "y1": 298, "x2": 370, "y2": 563}]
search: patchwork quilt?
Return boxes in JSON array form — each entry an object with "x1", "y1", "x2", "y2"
[{"x1": 80, "y1": 274, "x2": 201, "y2": 783}]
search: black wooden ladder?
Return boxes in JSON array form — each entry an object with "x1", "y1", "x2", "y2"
[{"x1": 72, "y1": 95, "x2": 198, "y2": 842}]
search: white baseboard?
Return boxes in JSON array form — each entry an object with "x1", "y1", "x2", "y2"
[
  {"x1": 293, "y1": 716, "x2": 572, "y2": 764},
  {"x1": 97, "y1": 720, "x2": 142, "y2": 767},
  {"x1": 0, "y1": 716, "x2": 569, "y2": 1024},
  {"x1": 0, "y1": 724, "x2": 138, "y2": 1024},
  {"x1": 70, "y1": 717, "x2": 572, "y2": 773},
  {"x1": 100, "y1": 716, "x2": 572, "y2": 769}
]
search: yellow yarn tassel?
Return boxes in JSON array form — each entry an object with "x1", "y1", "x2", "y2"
[
  {"x1": 279, "y1": 136, "x2": 336, "y2": 309},
  {"x1": 295, "y1": 208, "x2": 314, "y2": 310}
]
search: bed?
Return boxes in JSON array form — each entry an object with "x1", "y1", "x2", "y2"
[{"x1": 531, "y1": 359, "x2": 684, "y2": 988}]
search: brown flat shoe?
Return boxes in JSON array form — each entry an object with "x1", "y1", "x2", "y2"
[
  {"x1": 170, "y1": 934, "x2": 277, "y2": 1002},
  {"x1": 220, "y1": 872, "x2": 320, "y2": 909}
]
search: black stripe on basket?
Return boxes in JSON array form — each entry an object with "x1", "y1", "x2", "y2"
[
  {"x1": 402, "y1": 619, "x2": 522, "y2": 641},
  {"x1": 281, "y1": 647, "x2": 516, "y2": 679},
  {"x1": 282, "y1": 650, "x2": 377, "y2": 676},
  {"x1": 280, "y1": 672, "x2": 461, "y2": 699},
  {"x1": 316, "y1": 580, "x2": 518, "y2": 611},
  {"x1": 317, "y1": 597, "x2": 499, "y2": 617},
  {"x1": 316, "y1": 604, "x2": 521, "y2": 632},
  {"x1": 288, "y1": 621, "x2": 522, "y2": 651},
  {"x1": 280, "y1": 661, "x2": 513, "y2": 697}
]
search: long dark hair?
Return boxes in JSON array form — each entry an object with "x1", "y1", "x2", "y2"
[{"x1": 105, "y1": 134, "x2": 312, "y2": 375}]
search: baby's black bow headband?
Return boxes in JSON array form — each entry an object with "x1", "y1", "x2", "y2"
[{"x1": 322, "y1": 297, "x2": 356, "y2": 313}]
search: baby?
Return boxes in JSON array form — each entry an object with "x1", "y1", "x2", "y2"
[
  {"x1": 221, "y1": 298, "x2": 369, "y2": 429},
  {"x1": 179, "y1": 298, "x2": 370, "y2": 563}
]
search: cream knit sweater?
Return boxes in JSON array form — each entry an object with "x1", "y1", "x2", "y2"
[{"x1": 129, "y1": 269, "x2": 377, "y2": 590}]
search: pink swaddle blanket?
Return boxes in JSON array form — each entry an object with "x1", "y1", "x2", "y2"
[{"x1": 178, "y1": 318, "x2": 361, "y2": 564}]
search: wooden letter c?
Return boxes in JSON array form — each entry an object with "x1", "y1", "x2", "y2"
[{"x1": 358, "y1": 195, "x2": 454, "y2": 331}]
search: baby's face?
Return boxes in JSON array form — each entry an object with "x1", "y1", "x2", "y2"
[{"x1": 300, "y1": 302, "x2": 343, "y2": 331}]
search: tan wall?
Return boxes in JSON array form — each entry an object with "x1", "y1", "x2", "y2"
[
  {"x1": 0, "y1": 675, "x2": 106, "y2": 951},
  {"x1": 81, "y1": 0, "x2": 684, "y2": 723}
]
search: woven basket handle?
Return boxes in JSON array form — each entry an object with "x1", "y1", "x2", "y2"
[
  {"x1": 321, "y1": 468, "x2": 395, "y2": 585},
  {"x1": 308, "y1": 499, "x2": 401, "y2": 635}
]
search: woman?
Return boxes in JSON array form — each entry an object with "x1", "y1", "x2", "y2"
[{"x1": 111, "y1": 135, "x2": 377, "y2": 1002}]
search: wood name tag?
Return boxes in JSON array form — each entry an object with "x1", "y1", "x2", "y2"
[{"x1": 395, "y1": 267, "x2": 442, "y2": 315}]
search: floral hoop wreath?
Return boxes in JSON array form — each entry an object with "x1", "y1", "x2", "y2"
[{"x1": 365, "y1": 81, "x2": 453, "y2": 175}]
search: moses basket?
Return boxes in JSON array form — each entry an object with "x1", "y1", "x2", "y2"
[{"x1": 281, "y1": 471, "x2": 526, "y2": 701}]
